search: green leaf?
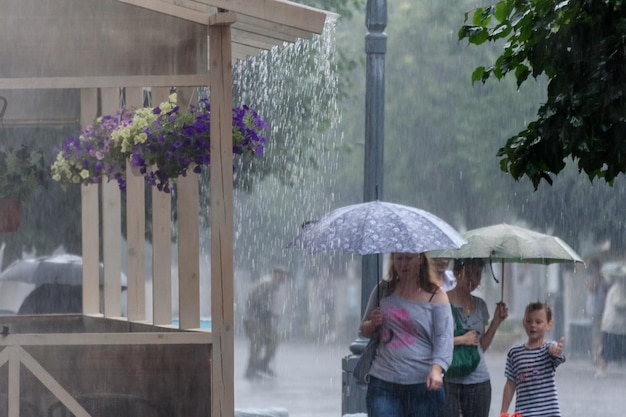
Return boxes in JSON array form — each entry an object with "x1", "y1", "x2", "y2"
[
  {"x1": 514, "y1": 64, "x2": 530, "y2": 86},
  {"x1": 468, "y1": 29, "x2": 490, "y2": 45},
  {"x1": 472, "y1": 66, "x2": 487, "y2": 83},
  {"x1": 494, "y1": 0, "x2": 511, "y2": 23}
]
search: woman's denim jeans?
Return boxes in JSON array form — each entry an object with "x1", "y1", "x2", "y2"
[{"x1": 366, "y1": 376, "x2": 445, "y2": 417}]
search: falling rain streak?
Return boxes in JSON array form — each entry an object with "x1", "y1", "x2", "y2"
[{"x1": 196, "y1": 19, "x2": 345, "y2": 338}]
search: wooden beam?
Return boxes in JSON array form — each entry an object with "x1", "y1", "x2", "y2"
[
  {"x1": 196, "y1": 0, "x2": 328, "y2": 34},
  {"x1": 234, "y1": 14, "x2": 310, "y2": 42},
  {"x1": 209, "y1": 17, "x2": 235, "y2": 417},
  {"x1": 0, "y1": 75, "x2": 209, "y2": 90},
  {"x1": 80, "y1": 89, "x2": 101, "y2": 316},
  {"x1": 209, "y1": 11, "x2": 236, "y2": 26},
  {"x1": 117, "y1": 0, "x2": 210, "y2": 24},
  {"x1": 8, "y1": 346, "x2": 19, "y2": 417},
  {"x1": 0, "y1": 332, "x2": 212, "y2": 346},
  {"x1": 231, "y1": 30, "x2": 278, "y2": 51}
]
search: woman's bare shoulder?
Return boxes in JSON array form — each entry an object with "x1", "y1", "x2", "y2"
[{"x1": 430, "y1": 287, "x2": 450, "y2": 304}]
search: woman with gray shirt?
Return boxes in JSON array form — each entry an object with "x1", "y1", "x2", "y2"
[
  {"x1": 441, "y1": 258, "x2": 508, "y2": 417},
  {"x1": 360, "y1": 252, "x2": 454, "y2": 417}
]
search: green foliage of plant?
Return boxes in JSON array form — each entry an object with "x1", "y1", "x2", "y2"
[
  {"x1": 459, "y1": 0, "x2": 626, "y2": 189},
  {"x1": 0, "y1": 143, "x2": 47, "y2": 201}
]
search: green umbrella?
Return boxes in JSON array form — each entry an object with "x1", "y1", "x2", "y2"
[{"x1": 429, "y1": 223, "x2": 584, "y2": 301}]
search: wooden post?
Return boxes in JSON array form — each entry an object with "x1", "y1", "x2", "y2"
[
  {"x1": 101, "y1": 88, "x2": 123, "y2": 318},
  {"x1": 80, "y1": 88, "x2": 101, "y2": 316},
  {"x1": 209, "y1": 11, "x2": 236, "y2": 417},
  {"x1": 150, "y1": 87, "x2": 174, "y2": 326}
]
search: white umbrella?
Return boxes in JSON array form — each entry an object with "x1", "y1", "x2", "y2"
[
  {"x1": 430, "y1": 223, "x2": 584, "y2": 300},
  {"x1": 288, "y1": 200, "x2": 466, "y2": 255},
  {"x1": 0, "y1": 254, "x2": 127, "y2": 287}
]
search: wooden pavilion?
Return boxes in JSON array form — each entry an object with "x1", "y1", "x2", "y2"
[{"x1": 0, "y1": 1, "x2": 331, "y2": 416}]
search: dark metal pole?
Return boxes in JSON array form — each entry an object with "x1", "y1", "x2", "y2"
[
  {"x1": 361, "y1": 0, "x2": 387, "y2": 317},
  {"x1": 341, "y1": 1, "x2": 387, "y2": 413}
]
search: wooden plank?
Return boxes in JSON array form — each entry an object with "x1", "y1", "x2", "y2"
[
  {"x1": 176, "y1": 87, "x2": 200, "y2": 329},
  {"x1": 159, "y1": 0, "x2": 210, "y2": 13},
  {"x1": 117, "y1": 0, "x2": 210, "y2": 24},
  {"x1": 8, "y1": 346, "x2": 19, "y2": 417},
  {"x1": 176, "y1": 86, "x2": 201, "y2": 330},
  {"x1": 80, "y1": 89, "x2": 101, "y2": 316},
  {"x1": 209, "y1": 19, "x2": 235, "y2": 417},
  {"x1": 101, "y1": 88, "x2": 124, "y2": 318},
  {"x1": 231, "y1": 30, "x2": 276, "y2": 51},
  {"x1": 150, "y1": 87, "x2": 173, "y2": 326},
  {"x1": 20, "y1": 348, "x2": 92, "y2": 417},
  {"x1": 197, "y1": 0, "x2": 327, "y2": 34},
  {"x1": 0, "y1": 75, "x2": 209, "y2": 90},
  {"x1": 0, "y1": 332, "x2": 212, "y2": 346},
  {"x1": 0, "y1": 347, "x2": 7, "y2": 367},
  {"x1": 125, "y1": 87, "x2": 146, "y2": 322},
  {"x1": 234, "y1": 14, "x2": 308, "y2": 42},
  {"x1": 177, "y1": 172, "x2": 201, "y2": 330}
]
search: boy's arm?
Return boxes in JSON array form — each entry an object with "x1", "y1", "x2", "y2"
[
  {"x1": 500, "y1": 379, "x2": 516, "y2": 414},
  {"x1": 548, "y1": 337, "x2": 565, "y2": 358}
]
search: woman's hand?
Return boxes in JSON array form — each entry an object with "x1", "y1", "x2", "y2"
[
  {"x1": 369, "y1": 307, "x2": 383, "y2": 328},
  {"x1": 360, "y1": 307, "x2": 383, "y2": 338},
  {"x1": 494, "y1": 302, "x2": 509, "y2": 324},
  {"x1": 461, "y1": 330, "x2": 479, "y2": 346},
  {"x1": 426, "y1": 365, "x2": 444, "y2": 391}
]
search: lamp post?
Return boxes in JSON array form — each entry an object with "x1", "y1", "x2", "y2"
[{"x1": 341, "y1": 0, "x2": 387, "y2": 413}]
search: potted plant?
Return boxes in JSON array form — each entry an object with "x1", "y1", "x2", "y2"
[{"x1": 0, "y1": 143, "x2": 48, "y2": 231}]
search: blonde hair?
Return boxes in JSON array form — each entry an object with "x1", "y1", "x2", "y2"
[{"x1": 385, "y1": 252, "x2": 438, "y2": 294}]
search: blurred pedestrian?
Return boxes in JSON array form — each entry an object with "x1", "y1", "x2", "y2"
[
  {"x1": 500, "y1": 301, "x2": 566, "y2": 417},
  {"x1": 595, "y1": 265, "x2": 626, "y2": 378},
  {"x1": 585, "y1": 258, "x2": 609, "y2": 363},
  {"x1": 361, "y1": 252, "x2": 453, "y2": 417},
  {"x1": 433, "y1": 257, "x2": 456, "y2": 291},
  {"x1": 244, "y1": 267, "x2": 288, "y2": 379},
  {"x1": 441, "y1": 258, "x2": 508, "y2": 417}
]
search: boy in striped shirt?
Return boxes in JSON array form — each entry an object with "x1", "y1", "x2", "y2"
[{"x1": 500, "y1": 302, "x2": 565, "y2": 417}]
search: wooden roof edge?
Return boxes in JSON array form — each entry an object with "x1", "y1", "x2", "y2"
[
  {"x1": 197, "y1": 0, "x2": 335, "y2": 35},
  {"x1": 118, "y1": 0, "x2": 210, "y2": 24}
]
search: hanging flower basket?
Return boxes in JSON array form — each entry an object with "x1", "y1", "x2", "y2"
[
  {"x1": 52, "y1": 93, "x2": 267, "y2": 193},
  {"x1": 0, "y1": 197, "x2": 22, "y2": 232}
]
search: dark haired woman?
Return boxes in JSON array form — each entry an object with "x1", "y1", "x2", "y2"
[{"x1": 441, "y1": 258, "x2": 508, "y2": 417}]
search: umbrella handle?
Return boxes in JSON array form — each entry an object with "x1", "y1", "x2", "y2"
[{"x1": 501, "y1": 263, "x2": 505, "y2": 303}]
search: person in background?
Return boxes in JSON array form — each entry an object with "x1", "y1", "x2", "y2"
[
  {"x1": 500, "y1": 301, "x2": 565, "y2": 417},
  {"x1": 361, "y1": 252, "x2": 453, "y2": 417},
  {"x1": 585, "y1": 258, "x2": 609, "y2": 364},
  {"x1": 441, "y1": 258, "x2": 508, "y2": 417},
  {"x1": 595, "y1": 264, "x2": 626, "y2": 378},
  {"x1": 433, "y1": 257, "x2": 457, "y2": 291},
  {"x1": 243, "y1": 267, "x2": 288, "y2": 379}
]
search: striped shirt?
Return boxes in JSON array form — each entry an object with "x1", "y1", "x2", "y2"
[{"x1": 504, "y1": 342, "x2": 565, "y2": 417}]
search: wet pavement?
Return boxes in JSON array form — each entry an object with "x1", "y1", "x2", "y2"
[{"x1": 234, "y1": 337, "x2": 625, "y2": 417}]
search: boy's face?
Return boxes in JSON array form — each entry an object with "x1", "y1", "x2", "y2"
[{"x1": 522, "y1": 308, "x2": 553, "y2": 343}]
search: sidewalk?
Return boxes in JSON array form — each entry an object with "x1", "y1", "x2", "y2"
[{"x1": 234, "y1": 338, "x2": 625, "y2": 417}]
